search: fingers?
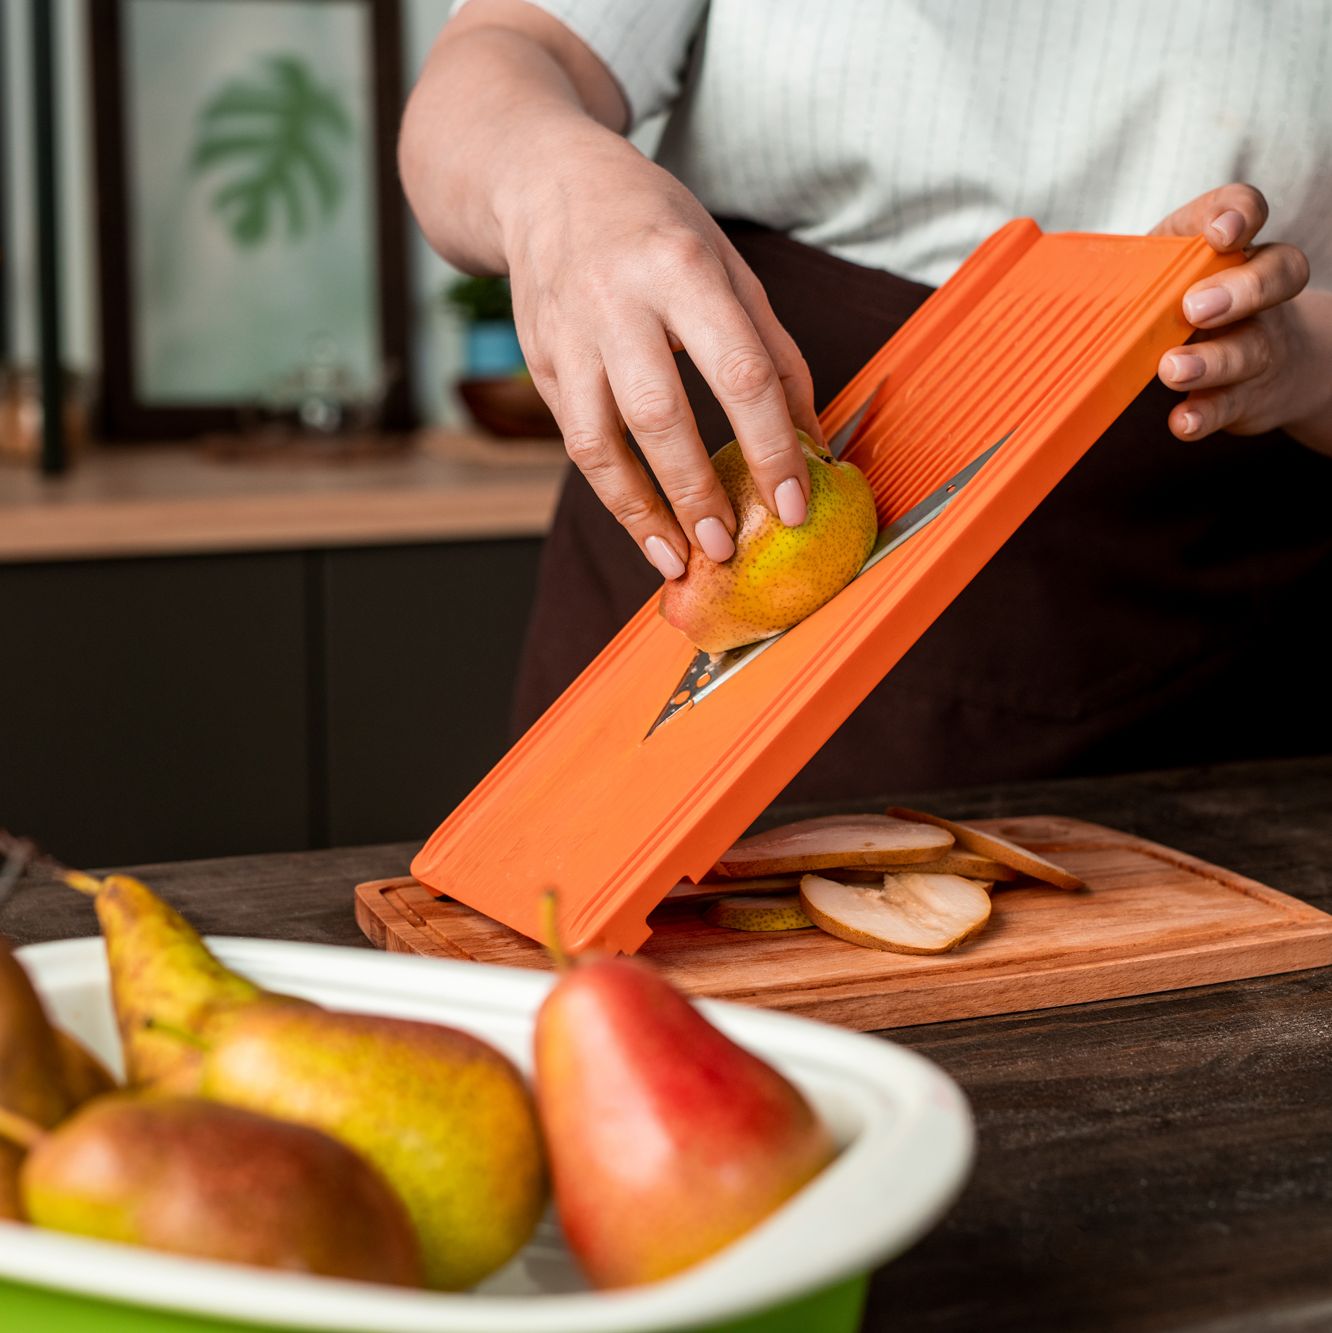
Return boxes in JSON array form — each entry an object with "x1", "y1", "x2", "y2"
[
  {"x1": 1161, "y1": 319, "x2": 1282, "y2": 441},
  {"x1": 720, "y1": 251, "x2": 824, "y2": 447},
  {"x1": 1167, "y1": 386, "x2": 1249, "y2": 442},
  {"x1": 599, "y1": 325, "x2": 740, "y2": 563},
  {"x1": 1150, "y1": 182, "x2": 1269, "y2": 251},
  {"x1": 1159, "y1": 320, "x2": 1272, "y2": 396},
  {"x1": 549, "y1": 359, "x2": 695, "y2": 579},
  {"x1": 1179, "y1": 244, "x2": 1311, "y2": 329},
  {"x1": 666, "y1": 295, "x2": 810, "y2": 524}
]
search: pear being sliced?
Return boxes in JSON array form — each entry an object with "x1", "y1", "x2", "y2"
[
  {"x1": 714, "y1": 814, "x2": 953, "y2": 879},
  {"x1": 886, "y1": 807, "x2": 1086, "y2": 890},
  {"x1": 800, "y1": 873, "x2": 992, "y2": 954}
]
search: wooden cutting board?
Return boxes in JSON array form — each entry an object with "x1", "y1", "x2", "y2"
[{"x1": 355, "y1": 816, "x2": 1332, "y2": 1031}]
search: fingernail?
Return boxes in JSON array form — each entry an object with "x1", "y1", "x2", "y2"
[
  {"x1": 1208, "y1": 209, "x2": 1245, "y2": 248},
  {"x1": 694, "y1": 516, "x2": 735, "y2": 562},
  {"x1": 1183, "y1": 287, "x2": 1231, "y2": 324},
  {"x1": 1178, "y1": 410, "x2": 1202, "y2": 436},
  {"x1": 775, "y1": 477, "x2": 807, "y2": 527},
  {"x1": 645, "y1": 534, "x2": 686, "y2": 580},
  {"x1": 1166, "y1": 353, "x2": 1206, "y2": 384}
]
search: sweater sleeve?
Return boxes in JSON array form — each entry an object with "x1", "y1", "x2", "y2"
[{"x1": 452, "y1": 0, "x2": 708, "y2": 126}]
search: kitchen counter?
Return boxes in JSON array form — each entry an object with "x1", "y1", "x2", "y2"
[
  {"x1": 0, "y1": 429, "x2": 568, "y2": 562},
  {"x1": 6, "y1": 754, "x2": 1331, "y2": 1332}
]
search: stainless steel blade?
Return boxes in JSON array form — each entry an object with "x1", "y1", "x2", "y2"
[
  {"x1": 824, "y1": 374, "x2": 891, "y2": 459},
  {"x1": 646, "y1": 430, "x2": 1012, "y2": 737}
]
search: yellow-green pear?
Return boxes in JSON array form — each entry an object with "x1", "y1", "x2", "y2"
[
  {"x1": 196, "y1": 1003, "x2": 547, "y2": 1291},
  {"x1": 660, "y1": 431, "x2": 877, "y2": 652},
  {"x1": 77, "y1": 875, "x2": 307, "y2": 1093}
]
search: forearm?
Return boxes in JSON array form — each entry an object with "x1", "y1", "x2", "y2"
[
  {"x1": 1282, "y1": 288, "x2": 1332, "y2": 457},
  {"x1": 399, "y1": 14, "x2": 627, "y2": 274}
]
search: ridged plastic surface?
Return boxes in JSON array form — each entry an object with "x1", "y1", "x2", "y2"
[{"x1": 413, "y1": 220, "x2": 1239, "y2": 953}]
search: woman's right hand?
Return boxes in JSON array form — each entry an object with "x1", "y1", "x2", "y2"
[
  {"x1": 401, "y1": 2, "x2": 819, "y2": 577},
  {"x1": 499, "y1": 132, "x2": 821, "y2": 579}
]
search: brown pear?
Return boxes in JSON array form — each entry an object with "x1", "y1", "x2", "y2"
[
  {"x1": 53, "y1": 1029, "x2": 117, "y2": 1103},
  {"x1": 659, "y1": 432, "x2": 877, "y2": 652},
  {"x1": 0, "y1": 937, "x2": 74, "y2": 1129},
  {"x1": 0, "y1": 1143, "x2": 23, "y2": 1221},
  {"x1": 16, "y1": 1095, "x2": 424, "y2": 1286},
  {"x1": 1, "y1": 939, "x2": 118, "y2": 1221}
]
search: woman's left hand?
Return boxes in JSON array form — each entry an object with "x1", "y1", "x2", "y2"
[{"x1": 1150, "y1": 183, "x2": 1326, "y2": 444}]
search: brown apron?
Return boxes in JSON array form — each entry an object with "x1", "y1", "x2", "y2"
[{"x1": 512, "y1": 222, "x2": 1332, "y2": 802}]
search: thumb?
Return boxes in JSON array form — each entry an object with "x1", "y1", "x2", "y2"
[{"x1": 1150, "y1": 182, "x2": 1268, "y2": 252}]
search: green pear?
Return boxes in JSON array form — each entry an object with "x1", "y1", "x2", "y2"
[
  {"x1": 8, "y1": 1095, "x2": 423, "y2": 1286},
  {"x1": 535, "y1": 954, "x2": 836, "y2": 1288},
  {"x1": 76, "y1": 874, "x2": 305, "y2": 1092},
  {"x1": 196, "y1": 1003, "x2": 547, "y2": 1291},
  {"x1": 659, "y1": 431, "x2": 878, "y2": 652}
]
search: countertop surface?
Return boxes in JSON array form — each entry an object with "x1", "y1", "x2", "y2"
[
  {"x1": 6, "y1": 754, "x2": 1331, "y2": 1333},
  {"x1": 0, "y1": 429, "x2": 568, "y2": 562}
]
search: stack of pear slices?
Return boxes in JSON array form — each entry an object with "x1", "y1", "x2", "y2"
[{"x1": 695, "y1": 807, "x2": 1086, "y2": 954}]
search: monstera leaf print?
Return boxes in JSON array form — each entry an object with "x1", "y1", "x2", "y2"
[{"x1": 190, "y1": 54, "x2": 352, "y2": 247}]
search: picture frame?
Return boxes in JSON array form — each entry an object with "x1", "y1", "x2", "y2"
[{"x1": 90, "y1": 0, "x2": 413, "y2": 439}]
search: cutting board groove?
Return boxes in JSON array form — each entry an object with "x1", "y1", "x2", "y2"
[{"x1": 356, "y1": 817, "x2": 1332, "y2": 1031}]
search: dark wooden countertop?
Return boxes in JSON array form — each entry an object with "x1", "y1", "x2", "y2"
[
  {"x1": 5, "y1": 754, "x2": 1330, "y2": 1332},
  {"x1": 0, "y1": 429, "x2": 567, "y2": 562}
]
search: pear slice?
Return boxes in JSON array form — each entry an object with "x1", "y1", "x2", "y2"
[
  {"x1": 886, "y1": 807, "x2": 1086, "y2": 890},
  {"x1": 887, "y1": 850, "x2": 1018, "y2": 883},
  {"x1": 713, "y1": 815, "x2": 953, "y2": 879},
  {"x1": 799, "y1": 873, "x2": 992, "y2": 954},
  {"x1": 704, "y1": 894, "x2": 813, "y2": 932},
  {"x1": 666, "y1": 873, "x2": 802, "y2": 902}
]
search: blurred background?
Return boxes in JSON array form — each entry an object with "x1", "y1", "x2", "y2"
[{"x1": 0, "y1": 0, "x2": 652, "y2": 867}]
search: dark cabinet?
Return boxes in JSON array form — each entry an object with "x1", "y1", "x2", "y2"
[
  {"x1": 319, "y1": 540, "x2": 541, "y2": 848},
  {"x1": 0, "y1": 540, "x2": 542, "y2": 867},
  {"x1": 0, "y1": 554, "x2": 310, "y2": 865}
]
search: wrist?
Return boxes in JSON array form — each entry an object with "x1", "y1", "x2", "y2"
[
  {"x1": 491, "y1": 116, "x2": 640, "y2": 267},
  {"x1": 1282, "y1": 289, "x2": 1332, "y2": 455}
]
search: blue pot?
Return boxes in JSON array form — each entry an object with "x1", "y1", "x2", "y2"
[{"x1": 465, "y1": 320, "x2": 524, "y2": 377}]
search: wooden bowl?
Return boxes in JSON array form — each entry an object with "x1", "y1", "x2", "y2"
[{"x1": 456, "y1": 376, "x2": 561, "y2": 439}]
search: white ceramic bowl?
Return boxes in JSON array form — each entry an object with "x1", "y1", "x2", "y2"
[{"x1": 1, "y1": 937, "x2": 974, "y2": 1331}]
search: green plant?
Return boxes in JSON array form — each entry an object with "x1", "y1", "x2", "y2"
[
  {"x1": 190, "y1": 54, "x2": 352, "y2": 248},
  {"x1": 444, "y1": 275, "x2": 513, "y2": 323}
]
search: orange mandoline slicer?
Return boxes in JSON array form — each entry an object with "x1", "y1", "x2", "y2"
[{"x1": 412, "y1": 219, "x2": 1240, "y2": 955}]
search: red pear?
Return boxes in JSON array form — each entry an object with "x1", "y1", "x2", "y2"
[{"x1": 534, "y1": 955, "x2": 836, "y2": 1288}]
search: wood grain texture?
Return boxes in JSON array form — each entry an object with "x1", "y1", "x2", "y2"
[
  {"x1": 354, "y1": 816, "x2": 1332, "y2": 1030},
  {"x1": 0, "y1": 431, "x2": 566, "y2": 563},
  {"x1": 6, "y1": 757, "x2": 1332, "y2": 1332}
]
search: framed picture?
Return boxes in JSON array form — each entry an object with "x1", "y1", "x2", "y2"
[{"x1": 90, "y1": 0, "x2": 412, "y2": 438}]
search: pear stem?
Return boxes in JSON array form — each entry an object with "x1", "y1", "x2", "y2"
[
  {"x1": 143, "y1": 1017, "x2": 211, "y2": 1051},
  {"x1": 63, "y1": 870, "x2": 105, "y2": 898},
  {"x1": 539, "y1": 889, "x2": 570, "y2": 972},
  {"x1": 0, "y1": 1105, "x2": 44, "y2": 1152}
]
